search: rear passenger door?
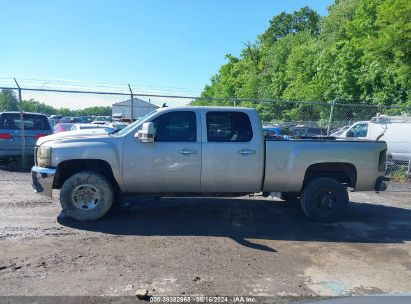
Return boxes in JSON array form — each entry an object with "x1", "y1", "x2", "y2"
[{"x1": 201, "y1": 111, "x2": 261, "y2": 192}]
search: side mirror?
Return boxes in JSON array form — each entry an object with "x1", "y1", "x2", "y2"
[
  {"x1": 135, "y1": 122, "x2": 154, "y2": 143},
  {"x1": 346, "y1": 130, "x2": 354, "y2": 137}
]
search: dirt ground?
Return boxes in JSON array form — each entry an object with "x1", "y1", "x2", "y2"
[{"x1": 1, "y1": 169, "x2": 411, "y2": 301}]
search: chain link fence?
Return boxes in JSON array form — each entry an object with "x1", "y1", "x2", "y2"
[{"x1": 0, "y1": 80, "x2": 410, "y2": 191}]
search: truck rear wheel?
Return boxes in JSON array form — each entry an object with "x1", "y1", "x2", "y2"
[
  {"x1": 60, "y1": 172, "x2": 114, "y2": 221},
  {"x1": 300, "y1": 177, "x2": 348, "y2": 222}
]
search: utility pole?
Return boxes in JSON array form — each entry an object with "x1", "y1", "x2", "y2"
[
  {"x1": 327, "y1": 98, "x2": 337, "y2": 136},
  {"x1": 14, "y1": 78, "x2": 26, "y2": 168},
  {"x1": 128, "y1": 84, "x2": 134, "y2": 121}
]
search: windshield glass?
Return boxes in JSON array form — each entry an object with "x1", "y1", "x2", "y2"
[{"x1": 114, "y1": 110, "x2": 158, "y2": 136}]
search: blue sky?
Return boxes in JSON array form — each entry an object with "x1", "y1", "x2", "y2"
[{"x1": 0, "y1": 0, "x2": 334, "y2": 94}]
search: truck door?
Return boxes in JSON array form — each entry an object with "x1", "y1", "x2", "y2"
[
  {"x1": 122, "y1": 110, "x2": 201, "y2": 192},
  {"x1": 201, "y1": 110, "x2": 261, "y2": 192}
]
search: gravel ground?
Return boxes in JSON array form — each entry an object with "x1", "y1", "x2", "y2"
[{"x1": 0, "y1": 169, "x2": 411, "y2": 301}]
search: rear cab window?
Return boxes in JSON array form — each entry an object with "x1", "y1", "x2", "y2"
[{"x1": 206, "y1": 111, "x2": 253, "y2": 142}]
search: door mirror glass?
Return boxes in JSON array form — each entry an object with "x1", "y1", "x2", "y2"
[{"x1": 135, "y1": 122, "x2": 154, "y2": 143}]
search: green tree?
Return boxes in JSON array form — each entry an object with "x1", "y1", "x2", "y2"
[
  {"x1": 260, "y1": 6, "x2": 320, "y2": 46},
  {"x1": 0, "y1": 89, "x2": 20, "y2": 111},
  {"x1": 321, "y1": 0, "x2": 358, "y2": 43},
  {"x1": 194, "y1": 0, "x2": 411, "y2": 121}
]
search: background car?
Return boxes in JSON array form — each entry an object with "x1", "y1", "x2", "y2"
[
  {"x1": 0, "y1": 111, "x2": 52, "y2": 159},
  {"x1": 289, "y1": 126, "x2": 328, "y2": 137},
  {"x1": 330, "y1": 126, "x2": 350, "y2": 137},
  {"x1": 263, "y1": 125, "x2": 293, "y2": 138},
  {"x1": 92, "y1": 116, "x2": 111, "y2": 124},
  {"x1": 53, "y1": 122, "x2": 74, "y2": 133}
]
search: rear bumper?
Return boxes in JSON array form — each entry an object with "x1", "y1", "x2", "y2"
[
  {"x1": 31, "y1": 166, "x2": 56, "y2": 197},
  {"x1": 374, "y1": 176, "x2": 390, "y2": 192}
]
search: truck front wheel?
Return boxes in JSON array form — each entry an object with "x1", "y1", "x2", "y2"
[
  {"x1": 60, "y1": 172, "x2": 114, "y2": 221},
  {"x1": 300, "y1": 177, "x2": 348, "y2": 222}
]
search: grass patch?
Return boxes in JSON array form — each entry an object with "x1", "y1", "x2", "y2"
[{"x1": 389, "y1": 166, "x2": 410, "y2": 183}]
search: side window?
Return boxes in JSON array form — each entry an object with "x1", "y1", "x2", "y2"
[
  {"x1": 206, "y1": 112, "x2": 253, "y2": 142},
  {"x1": 350, "y1": 123, "x2": 368, "y2": 137},
  {"x1": 152, "y1": 111, "x2": 196, "y2": 142}
]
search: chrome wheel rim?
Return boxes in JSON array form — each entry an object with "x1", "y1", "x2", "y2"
[{"x1": 72, "y1": 184, "x2": 101, "y2": 210}]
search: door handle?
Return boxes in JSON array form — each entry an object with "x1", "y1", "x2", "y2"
[
  {"x1": 179, "y1": 149, "x2": 197, "y2": 155},
  {"x1": 238, "y1": 149, "x2": 256, "y2": 155}
]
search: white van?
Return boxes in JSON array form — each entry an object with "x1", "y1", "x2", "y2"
[{"x1": 340, "y1": 115, "x2": 411, "y2": 163}]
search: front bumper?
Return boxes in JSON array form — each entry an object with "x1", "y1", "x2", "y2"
[
  {"x1": 31, "y1": 166, "x2": 56, "y2": 197},
  {"x1": 375, "y1": 176, "x2": 390, "y2": 192}
]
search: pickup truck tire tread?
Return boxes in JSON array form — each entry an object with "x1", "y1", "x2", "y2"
[
  {"x1": 60, "y1": 171, "x2": 114, "y2": 221},
  {"x1": 300, "y1": 177, "x2": 348, "y2": 223}
]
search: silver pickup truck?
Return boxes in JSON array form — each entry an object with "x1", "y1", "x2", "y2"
[{"x1": 31, "y1": 106, "x2": 389, "y2": 222}]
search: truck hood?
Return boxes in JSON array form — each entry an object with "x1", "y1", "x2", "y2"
[{"x1": 37, "y1": 129, "x2": 111, "y2": 145}]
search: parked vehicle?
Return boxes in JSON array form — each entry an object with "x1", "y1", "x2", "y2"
[
  {"x1": 78, "y1": 116, "x2": 94, "y2": 123},
  {"x1": 53, "y1": 122, "x2": 74, "y2": 133},
  {"x1": 49, "y1": 115, "x2": 62, "y2": 120},
  {"x1": 330, "y1": 126, "x2": 350, "y2": 137},
  {"x1": 92, "y1": 116, "x2": 111, "y2": 124},
  {"x1": 337, "y1": 115, "x2": 411, "y2": 163},
  {"x1": 32, "y1": 107, "x2": 389, "y2": 222},
  {"x1": 262, "y1": 125, "x2": 292, "y2": 139},
  {"x1": 112, "y1": 113, "x2": 125, "y2": 121},
  {"x1": 70, "y1": 123, "x2": 115, "y2": 132},
  {"x1": 49, "y1": 115, "x2": 63, "y2": 126},
  {"x1": 0, "y1": 112, "x2": 52, "y2": 159},
  {"x1": 289, "y1": 126, "x2": 328, "y2": 137},
  {"x1": 59, "y1": 116, "x2": 81, "y2": 123}
]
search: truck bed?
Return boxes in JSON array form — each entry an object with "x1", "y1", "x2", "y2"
[{"x1": 263, "y1": 138, "x2": 387, "y2": 193}]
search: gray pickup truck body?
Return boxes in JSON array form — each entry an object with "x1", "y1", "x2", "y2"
[{"x1": 31, "y1": 106, "x2": 388, "y2": 222}]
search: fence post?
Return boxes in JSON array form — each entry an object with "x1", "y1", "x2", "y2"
[
  {"x1": 14, "y1": 78, "x2": 26, "y2": 169},
  {"x1": 327, "y1": 98, "x2": 337, "y2": 136},
  {"x1": 128, "y1": 84, "x2": 134, "y2": 121}
]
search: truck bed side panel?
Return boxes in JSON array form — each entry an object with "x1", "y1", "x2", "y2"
[{"x1": 263, "y1": 140, "x2": 386, "y2": 192}]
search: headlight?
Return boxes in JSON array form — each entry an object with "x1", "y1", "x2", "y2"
[{"x1": 37, "y1": 146, "x2": 52, "y2": 167}]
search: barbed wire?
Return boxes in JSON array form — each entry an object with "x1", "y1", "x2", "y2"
[{"x1": 1, "y1": 85, "x2": 411, "y2": 110}]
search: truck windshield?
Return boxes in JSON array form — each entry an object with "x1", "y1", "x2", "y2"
[{"x1": 113, "y1": 110, "x2": 158, "y2": 136}]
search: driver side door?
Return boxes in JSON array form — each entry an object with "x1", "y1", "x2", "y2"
[{"x1": 122, "y1": 110, "x2": 202, "y2": 193}]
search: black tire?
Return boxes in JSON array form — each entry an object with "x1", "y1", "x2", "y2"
[
  {"x1": 280, "y1": 192, "x2": 300, "y2": 203},
  {"x1": 60, "y1": 171, "x2": 114, "y2": 221},
  {"x1": 300, "y1": 177, "x2": 348, "y2": 222}
]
